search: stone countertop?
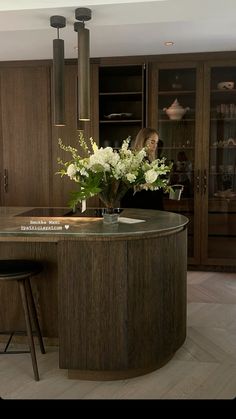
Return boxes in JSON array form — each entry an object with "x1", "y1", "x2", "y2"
[{"x1": 0, "y1": 207, "x2": 189, "y2": 241}]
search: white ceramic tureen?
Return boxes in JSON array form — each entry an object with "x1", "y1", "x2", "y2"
[{"x1": 163, "y1": 99, "x2": 190, "y2": 120}]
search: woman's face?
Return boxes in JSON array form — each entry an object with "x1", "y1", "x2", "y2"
[{"x1": 145, "y1": 134, "x2": 159, "y2": 153}]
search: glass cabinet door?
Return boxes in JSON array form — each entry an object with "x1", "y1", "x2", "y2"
[
  {"x1": 203, "y1": 63, "x2": 236, "y2": 265},
  {"x1": 149, "y1": 63, "x2": 202, "y2": 263}
]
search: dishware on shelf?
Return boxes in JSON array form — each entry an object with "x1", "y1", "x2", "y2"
[
  {"x1": 212, "y1": 138, "x2": 236, "y2": 147},
  {"x1": 104, "y1": 113, "x2": 133, "y2": 119},
  {"x1": 227, "y1": 138, "x2": 236, "y2": 146},
  {"x1": 163, "y1": 99, "x2": 190, "y2": 120},
  {"x1": 217, "y1": 81, "x2": 234, "y2": 90},
  {"x1": 171, "y1": 75, "x2": 182, "y2": 90},
  {"x1": 216, "y1": 103, "x2": 236, "y2": 117}
]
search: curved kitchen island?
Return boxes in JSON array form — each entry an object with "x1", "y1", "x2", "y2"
[{"x1": 0, "y1": 207, "x2": 188, "y2": 380}]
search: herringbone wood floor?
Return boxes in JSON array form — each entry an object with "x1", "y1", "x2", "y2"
[{"x1": 0, "y1": 271, "x2": 236, "y2": 399}]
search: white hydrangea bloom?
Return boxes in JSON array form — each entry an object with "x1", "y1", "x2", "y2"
[
  {"x1": 67, "y1": 163, "x2": 77, "y2": 179},
  {"x1": 79, "y1": 167, "x2": 89, "y2": 177},
  {"x1": 145, "y1": 169, "x2": 158, "y2": 184},
  {"x1": 126, "y1": 173, "x2": 136, "y2": 183},
  {"x1": 88, "y1": 147, "x2": 120, "y2": 172}
]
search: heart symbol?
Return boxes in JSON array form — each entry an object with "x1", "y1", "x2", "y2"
[{"x1": 65, "y1": 225, "x2": 69, "y2": 230}]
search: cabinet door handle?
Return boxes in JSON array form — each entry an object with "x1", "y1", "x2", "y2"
[
  {"x1": 195, "y1": 169, "x2": 200, "y2": 193},
  {"x1": 202, "y1": 169, "x2": 207, "y2": 194},
  {"x1": 4, "y1": 169, "x2": 8, "y2": 193}
]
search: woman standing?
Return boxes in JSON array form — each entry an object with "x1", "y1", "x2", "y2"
[{"x1": 121, "y1": 128, "x2": 164, "y2": 210}]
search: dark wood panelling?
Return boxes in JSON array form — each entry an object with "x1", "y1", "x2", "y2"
[
  {"x1": 0, "y1": 70, "x2": 3, "y2": 206},
  {"x1": 127, "y1": 231, "x2": 186, "y2": 369},
  {"x1": 0, "y1": 66, "x2": 51, "y2": 206},
  {"x1": 58, "y1": 229, "x2": 187, "y2": 378},
  {"x1": 58, "y1": 239, "x2": 128, "y2": 370}
]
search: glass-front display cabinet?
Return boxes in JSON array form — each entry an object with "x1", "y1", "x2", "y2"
[
  {"x1": 149, "y1": 62, "x2": 203, "y2": 264},
  {"x1": 150, "y1": 59, "x2": 236, "y2": 268},
  {"x1": 202, "y1": 62, "x2": 236, "y2": 266}
]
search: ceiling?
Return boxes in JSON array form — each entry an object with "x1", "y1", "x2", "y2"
[{"x1": 0, "y1": 0, "x2": 236, "y2": 61}]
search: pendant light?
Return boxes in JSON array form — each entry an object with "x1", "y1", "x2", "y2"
[
  {"x1": 74, "y1": 8, "x2": 92, "y2": 121},
  {"x1": 50, "y1": 15, "x2": 66, "y2": 126}
]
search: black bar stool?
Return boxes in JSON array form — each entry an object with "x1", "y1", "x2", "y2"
[{"x1": 0, "y1": 260, "x2": 46, "y2": 381}]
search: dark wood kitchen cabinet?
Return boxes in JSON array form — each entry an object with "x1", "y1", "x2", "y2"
[
  {"x1": 0, "y1": 62, "x2": 97, "y2": 208},
  {"x1": 0, "y1": 66, "x2": 51, "y2": 206},
  {"x1": 149, "y1": 56, "x2": 236, "y2": 268}
]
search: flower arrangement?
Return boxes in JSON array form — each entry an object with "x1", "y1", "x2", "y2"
[{"x1": 58, "y1": 133, "x2": 172, "y2": 210}]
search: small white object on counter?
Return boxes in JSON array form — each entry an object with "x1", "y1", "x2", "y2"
[{"x1": 118, "y1": 217, "x2": 146, "y2": 224}]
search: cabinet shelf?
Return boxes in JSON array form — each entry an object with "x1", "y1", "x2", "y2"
[
  {"x1": 99, "y1": 119, "x2": 142, "y2": 124},
  {"x1": 208, "y1": 234, "x2": 236, "y2": 238},
  {"x1": 209, "y1": 210, "x2": 236, "y2": 214},
  {"x1": 211, "y1": 89, "x2": 236, "y2": 93},
  {"x1": 210, "y1": 172, "x2": 236, "y2": 175},
  {"x1": 163, "y1": 147, "x2": 194, "y2": 150},
  {"x1": 100, "y1": 91, "x2": 142, "y2": 96},
  {"x1": 158, "y1": 90, "x2": 195, "y2": 95},
  {"x1": 210, "y1": 118, "x2": 236, "y2": 121},
  {"x1": 159, "y1": 119, "x2": 195, "y2": 122},
  {"x1": 210, "y1": 146, "x2": 236, "y2": 149}
]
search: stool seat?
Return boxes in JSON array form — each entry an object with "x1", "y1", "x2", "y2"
[
  {"x1": 0, "y1": 260, "x2": 42, "y2": 279},
  {"x1": 0, "y1": 259, "x2": 45, "y2": 381}
]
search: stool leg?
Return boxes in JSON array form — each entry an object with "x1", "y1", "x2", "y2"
[
  {"x1": 4, "y1": 332, "x2": 14, "y2": 352},
  {"x1": 25, "y1": 277, "x2": 46, "y2": 354},
  {"x1": 18, "y1": 279, "x2": 39, "y2": 381}
]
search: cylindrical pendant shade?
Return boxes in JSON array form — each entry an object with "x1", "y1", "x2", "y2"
[
  {"x1": 77, "y1": 27, "x2": 90, "y2": 121},
  {"x1": 53, "y1": 38, "x2": 65, "y2": 126}
]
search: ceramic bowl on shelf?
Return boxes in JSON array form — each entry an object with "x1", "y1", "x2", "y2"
[{"x1": 217, "y1": 81, "x2": 234, "y2": 90}]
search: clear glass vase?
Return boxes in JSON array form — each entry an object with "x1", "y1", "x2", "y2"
[
  {"x1": 102, "y1": 207, "x2": 119, "y2": 224},
  {"x1": 98, "y1": 180, "x2": 129, "y2": 224}
]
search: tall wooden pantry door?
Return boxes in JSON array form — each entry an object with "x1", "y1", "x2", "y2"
[{"x1": 0, "y1": 66, "x2": 51, "y2": 206}]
